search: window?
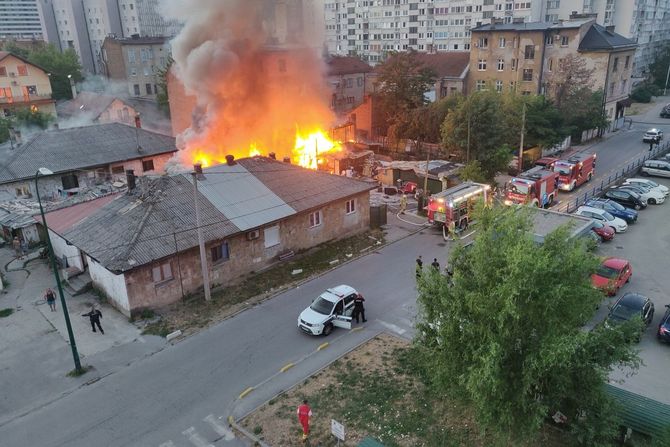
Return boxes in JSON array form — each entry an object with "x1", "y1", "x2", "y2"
[
  {"x1": 495, "y1": 80, "x2": 503, "y2": 92},
  {"x1": 61, "y1": 173, "x2": 79, "y2": 190},
  {"x1": 346, "y1": 199, "x2": 356, "y2": 214},
  {"x1": 609, "y1": 82, "x2": 615, "y2": 95},
  {"x1": 264, "y1": 225, "x2": 280, "y2": 248},
  {"x1": 309, "y1": 211, "x2": 322, "y2": 227},
  {"x1": 560, "y1": 35, "x2": 569, "y2": 46},
  {"x1": 476, "y1": 80, "x2": 486, "y2": 91},
  {"x1": 511, "y1": 58, "x2": 517, "y2": 71},
  {"x1": 498, "y1": 37, "x2": 505, "y2": 48},
  {"x1": 111, "y1": 166, "x2": 124, "y2": 174},
  {"x1": 621, "y1": 79, "x2": 627, "y2": 93},
  {"x1": 547, "y1": 0, "x2": 560, "y2": 8},
  {"x1": 142, "y1": 159, "x2": 154, "y2": 172},
  {"x1": 152, "y1": 261, "x2": 173, "y2": 283},
  {"x1": 478, "y1": 37, "x2": 488, "y2": 48},
  {"x1": 477, "y1": 59, "x2": 487, "y2": 71},
  {"x1": 548, "y1": 58, "x2": 553, "y2": 71},
  {"x1": 497, "y1": 59, "x2": 504, "y2": 71},
  {"x1": 523, "y1": 69, "x2": 533, "y2": 81},
  {"x1": 145, "y1": 83, "x2": 152, "y2": 94},
  {"x1": 17, "y1": 65, "x2": 28, "y2": 76},
  {"x1": 524, "y1": 45, "x2": 534, "y2": 59},
  {"x1": 211, "y1": 241, "x2": 229, "y2": 263},
  {"x1": 0, "y1": 67, "x2": 6, "y2": 76},
  {"x1": 15, "y1": 185, "x2": 30, "y2": 196},
  {"x1": 545, "y1": 35, "x2": 553, "y2": 45},
  {"x1": 625, "y1": 55, "x2": 630, "y2": 68},
  {"x1": 612, "y1": 57, "x2": 618, "y2": 72},
  {"x1": 133, "y1": 84, "x2": 140, "y2": 95},
  {"x1": 128, "y1": 49, "x2": 136, "y2": 63}
]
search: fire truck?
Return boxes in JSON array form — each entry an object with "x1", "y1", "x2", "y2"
[
  {"x1": 553, "y1": 153, "x2": 597, "y2": 192},
  {"x1": 504, "y1": 166, "x2": 560, "y2": 207},
  {"x1": 534, "y1": 157, "x2": 559, "y2": 170},
  {"x1": 426, "y1": 182, "x2": 491, "y2": 230}
]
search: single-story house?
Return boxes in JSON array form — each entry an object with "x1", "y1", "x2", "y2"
[
  {"x1": 377, "y1": 160, "x2": 464, "y2": 194},
  {"x1": 0, "y1": 211, "x2": 39, "y2": 244},
  {"x1": 59, "y1": 156, "x2": 378, "y2": 317},
  {"x1": 0, "y1": 122, "x2": 178, "y2": 201}
]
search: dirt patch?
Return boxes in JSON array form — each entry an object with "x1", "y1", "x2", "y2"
[
  {"x1": 628, "y1": 101, "x2": 657, "y2": 117},
  {"x1": 141, "y1": 229, "x2": 385, "y2": 337}
]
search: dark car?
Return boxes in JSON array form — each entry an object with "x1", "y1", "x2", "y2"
[
  {"x1": 658, "y1": 305, "x2": 670, "y2": 343},
  {"x1": 661, "y1": 105, "x2": 670, "y2": 119},
  {"x1": 607, "y1": 292, "x2": 654, "y2": 327},
  {"x1": 603, "y1": 189, "x2": 647, "y2": 210},
  {"x1": 585, "y1": 199, "x2": 638, "y2": 223}
]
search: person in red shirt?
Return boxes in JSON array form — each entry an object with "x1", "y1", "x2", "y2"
[{"x1": 297, "y1": 399, "x2": 312, "y2": 442}]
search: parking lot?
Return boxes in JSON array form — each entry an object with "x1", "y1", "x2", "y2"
[{"x1": 589, "y1": 176, "x2": 670, "y2": 404}]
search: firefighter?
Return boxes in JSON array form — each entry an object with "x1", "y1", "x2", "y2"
[
  {"x1": 431, "y1": 258, "x2": 440, "y2": 270},
  {"x1": 399, "y1": 193, "x2": 407, "y2": 214},
  {"x1": 297, "y1": 400, "x2": 312, "y2": 442},
  {"x1": 415, "y1": 255, "x2": 423, "y2": 279},
  {"x1": 447, "y1": 220, "x2": 457, "y2": 240}
]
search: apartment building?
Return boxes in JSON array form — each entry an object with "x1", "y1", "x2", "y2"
[
  {"x1": 323, "y1": 0, "x2": 543, "y2": 64},
  {"x1": 117, "y1": 0, "x2": 181, "y2": 39},
  {"x1": 468, "y1": 18, "x2": 636, "y2": 129},
  {"x1": 0, "y1": 51, "x2": 56, "y2": 118},
  {"x1": 101, "y1": 35, "x2": 170, "y2": 98},
  {"x1": 0, "y1": 0, "x2": 51, "y2": 41},
  {"x1": 51, "y1": 0, "x2": 96, "y2": 73}
]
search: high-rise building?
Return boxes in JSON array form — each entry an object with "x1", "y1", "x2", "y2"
[
  {"x1": 51, "y1": 0, "x2": 96, "y2": 73},
  {"x1": 118, "y1": 0, "x2": 182, "y2": 39},
  {"x1": 0, "y1": 0, "x2": 51, "y2": 41}
]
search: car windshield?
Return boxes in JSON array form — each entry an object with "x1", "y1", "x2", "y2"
[
  {"x1": 592, "y1": 221, "x2": 604, "y2": 229},
  {"x1": 646, "y1": 180, "x2": 659, "y2": 187},
  {"x1": 607, "y1": 201, "x2": 624, "y2": 211},
  {"x1": 310, "y1": 296, "x2": 334, "y2": 315},
  {"x1": 509, "y1": 182, "x2": 529, "y2": 195},
  {"x1": 601, "y1": 210, "x2": 615, "y2": 221},
  {"x1": 610, "y1": 302, "x2": 639, "y2": 321},
  {"x1": 554, "y1": 164, "x2": 572, "y2": 175},
  {"x1": 596, "y1": 265, "x2": 620, "y2": 279}
]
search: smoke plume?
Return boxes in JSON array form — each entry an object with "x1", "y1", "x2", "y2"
[{"x1": 162, "y1": 0, "x2": 333, "y2": 165}]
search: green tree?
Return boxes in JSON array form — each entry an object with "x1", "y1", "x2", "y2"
[
  {"x1": 524, "y1": 95, "x2": 568, "y2": 149},
  {"x1": 156, "y1": 56, "x2": 174, "y2": 115},
  {"x1": 416, "y1": 205, "x2": 641, "y2": 445},
  {"x1": 648, "y1": 43, "x2": 670, "y2": 90},
  {"x1": 0, "y1": 117, "x2": 10, "y2": 144},
  {"x1": 457, "y1": 160, "x2": 488, "y2": 183},
  {"x1": 562, "y1": 89, "x2": 609, "y2": 141},
  {"x1": 13, "y1": 108, "x2": 53, "y2": 129},
  {"x1": 26, "y1": 44, "x2": 83, "y2": 100}
]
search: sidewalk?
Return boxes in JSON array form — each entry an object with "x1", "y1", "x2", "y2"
[{"x1": 0, "y1": 246, "x2": 166, "y2": 427}]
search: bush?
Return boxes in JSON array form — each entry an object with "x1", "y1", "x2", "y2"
[{"x1": 630, "y1": 85, "x2": 652, "y2": 103}]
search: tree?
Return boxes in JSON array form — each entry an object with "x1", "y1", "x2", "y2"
[
  {"x1": 524, "y1": 95, "x2": 568, "y2": 149},
  {"x1": 156, "y1": 56, "x2": 174, "y2": 115},
  {"x1": 545, "y1": 55, "x2": 595, "y2": 108},
  {"x1": 457, "y1": 160, "x2": 488, "y2": 183},
  {"x1": 375, "y1": 51, "x2": 437, "y2": 124},
  {"x1": 26, "y1": 44, "x2": 83, "y2": 100},
  {"x1": 13, "y1": 108, "x2": 54, "y2": 129},
  {"x1": 416, "y1": 205, "x2": 642, "y2": 445},
  {"x1": 648, "y1": 43, "x2": 670, "y2": 90},
  {"x1": 0, "y1": 117, "x2": 10, "y2": 144},
  {"x1": 562, "y1": 89, "x2": 609, "y2": 141}
]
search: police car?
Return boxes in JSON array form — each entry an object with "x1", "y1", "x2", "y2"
[{"x1": 297, "y1": 285, "x2": 357, "y2": 336}]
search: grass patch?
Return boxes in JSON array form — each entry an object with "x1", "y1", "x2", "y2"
[
  {"x1": 141, "y1": 320, "x2": 172, "y2": 337},
  {"x1": 66, "y1": 365, "x2": 93, "y2": 377},
  {"x1": 0, "y1": 308, "x2": 14, "y2": 318}
]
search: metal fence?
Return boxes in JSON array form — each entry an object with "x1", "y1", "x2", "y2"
[{"x1": 553, "y1": 140, "x2": 670, "y2": 214}]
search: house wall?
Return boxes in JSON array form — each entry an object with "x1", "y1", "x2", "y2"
[
  {"x1": 98, "y1": 99, "x2": 137, "y2": 125},
  {"x1": 88, "y1": 255, "x2": 131, "y2": 316},
  {"x1": 329, "y1": 72, "x2": 368, "y2": 113},
  {"x1": 121, "y1": 191, "x2": 372, "y2": 315},
  {"x1": 49, "y1": 229, "x2": 84, "y2": 270},
  {"x1": 0, "y1": 53, "x2": 56, "y2": 118},
  {"x1": 166, "y1": 69, "x2": 197, "y2": 137}
]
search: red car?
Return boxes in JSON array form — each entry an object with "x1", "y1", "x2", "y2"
[
  {"x1": 591, "y1": 221, "x2": 615, "y2": 241},
  {"x1": 591, "y1": 258, "x2": 632, "y2": 296}
]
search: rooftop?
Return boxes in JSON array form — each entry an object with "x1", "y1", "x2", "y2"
[
  {"x1": 578, "y1": 23, "x2": 637, "y2": 51},
  {"x1": 471, "y1": 18, "x2": 593, "y2": 32},
  {"x1": 327, "y1": 56, "x2": 372, "y2": 76},
  {"x1": 103, "y1": 35, "x2": 169, "y2": 45},
  {"x1": 530, "y1": 208, "x2": 593, "y2": 243},
  {"x1": 412, "y1": 52, "x2": 470, "y2": 78}
]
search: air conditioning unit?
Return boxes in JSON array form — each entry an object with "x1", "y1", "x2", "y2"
[{"x1": 246, "y1": 229, "x2": 260, "y2": 241}]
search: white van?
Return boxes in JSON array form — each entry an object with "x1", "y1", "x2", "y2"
[{"x1": 641, "y1": 160, "x2": 670, "y2": 178}]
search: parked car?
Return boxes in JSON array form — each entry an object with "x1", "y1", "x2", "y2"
[
  {"x1": 603, "y1": 189, "x2": 647, "y2": 210},
  {"x1": 607, "y1": 292, "x2": 654, "y2": 328},
  {"x1": 592, "y1": 258, "x2": 632, "y2": 296},
  {"x1": 575, "y1": 206, "x2": 628, "y2": 233},
  {"x1": 661, "y1": 104, "x2": 670, "y2": 119},
  {"x1": 585, "y1": 199, "x2": 638, "y2": 223},
  {"x1": 658, "y1": 305, "x2": 670, "y2": 343},
  {"x1": 641, "y1": 160, "x2": 670, "y2": 178},
  {"x1": 643, "y1": 128, "x2": 664, "y2": 143},
  {"x1": 623, "y1": 178, "x2": 669, "y2": 197},
  {"x1": 615, "y1": 184, "x2": 665, "y2": 205},
  {"x1": 591, "y1": 221, "x2": 615, "y2": 241},
  {"x1": 297, "y1": 285, "x2": 358, "y2": 336}
]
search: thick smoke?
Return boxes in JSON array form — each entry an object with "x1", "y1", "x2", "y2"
[{"x1": 162, "y1": 0, "x2": 333, "y2": 163}]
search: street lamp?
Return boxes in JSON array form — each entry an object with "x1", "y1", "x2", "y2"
[
  {"x1": 35, "y1": 168, "x2": 82, "y2": 373},
  {"x1": 67, "y1": 74, "x2": 77, "y2": 99}
]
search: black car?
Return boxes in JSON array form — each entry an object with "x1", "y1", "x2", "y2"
[
  {"x1": 603, "y1": 189, "x2": 647, "y2": 210},
  {"x1": 607, "y1": 292, "x2": 655, "y2": 327},
  {"x1": 658, "y1": 305, "x2": 670, "y2": 343},
  {"x1": 661, "y1": 105, "x2": 670, "y2": 119}
]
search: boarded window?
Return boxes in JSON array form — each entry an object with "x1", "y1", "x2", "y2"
[
  {"x1": 264, "y1": 225, "x2": 280, "y2": 248},
  {"x1": 111, "y1": 166, "x2": 124, "y2": 174},
  {"x1": 142, "y1": 159, "x2": 155, "y2": 172},
  {"x1": 152, "y1": 261, "x2": 173, "y2": 283},
  {"x1": 61, "y1": 173, "x2": 79, "y2": 190},
  {"x1": 211, "y1": 242, "x2": 230, "y2": 263}
]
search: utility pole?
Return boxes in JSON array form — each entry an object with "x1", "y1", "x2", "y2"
[
  {"x1": 518, "y1": 101, "x2": 526, "y2": 173},
  {"x1": 422, "y1": 141, "x2": 430, "y2": 194},
  {"x1": 192, "y1": 164, "x2": 211, "y2": 301},
  {"x1": 466, "y1": 110, "x2": 471, "y2": 163},
  {"x1": 664, "y1": 60, "x2": 670, "y2": 96}
]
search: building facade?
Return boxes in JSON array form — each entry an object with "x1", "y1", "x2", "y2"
[
  {"x1": 51, "y1": 0, "x2": 96, "y2": 73},
  {"x1": 101, "y1": 35, "x2": 170, "y2": 98},
  {"x1": 0, "y1": 0, "x2": 50, "y2": 41},
  {"x1": 326, "y1": 56, "x2": 373, "y2": 113},
  {"x1": 0, "y1": 51, "x2": 56, "y2": 118},
  {"x1": 117, "y1": 0, "x2": 182, "y2": 39}
]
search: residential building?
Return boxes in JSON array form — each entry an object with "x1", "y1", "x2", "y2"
[
  {"x1": 0, "y1": 51, "x2": 56, "y2": 118},
  {"x1": 51, "y1": 0, "x2": 96, "y2": 73},
  {"x1": 54, "y1": 156, "x2": 376, "y2": 317},
  {"x1": 101, "y1": 35, "x2": 170, "y2": 99},
  {"x1": 467, "y1": 19, "x2": 636, "y2": 129},
  {"x1": 326, "y1": 56, "x2": 373, "y2": 113},
  {"x1": 323, "y1": 0, "x2": 541, "y2": 64},
  {"x1": 0, "y1": 0, "x2": 51, "y2": 41},
  {"x1": 83, "y1": 0, "x2": 123, "y2": 74},
  {"x1": 409, "y1": 51, "x2": 471, "y2": 99},
  {"x1": 118, "y1": 0, "x2": 182, "y2": 39},
  {"x1": 0, "y1": 122, "x2": 178, "y2": 201}
]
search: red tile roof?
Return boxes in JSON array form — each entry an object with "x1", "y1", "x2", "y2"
[
  {"x1": 327, "y1": 56, "x2": 372, "y2": 76},
  {"x1": 37, "y1": 194, "x2": 122, "y2": 234}
]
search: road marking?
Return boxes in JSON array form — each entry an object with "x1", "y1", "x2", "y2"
[
  {"x1": 280, "y1": 362, "x2": 295, "y2": 372},
  {"x1": 159, "y1": 442, "x2": 176, "y2": 447},
  {"x1": 238, "y1": 387, "x2": 254, "y2": 399},
  {"x1": 203, "y1": 414, "x2": 235, "y2": 441},
  {"x1": 317, "y1": 342, "x2": 329, "y2": 351},
  {"x1": 378, "y1": 320, "x2": 407, "y2": 335},
  {"x1": 350, "y1": 326, "x2": 364, "y2": 333},
  {"x1": 182, "y1": 427, "x2": 214, "y2": 447}
]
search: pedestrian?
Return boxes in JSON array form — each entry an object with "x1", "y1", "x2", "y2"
[
  {"x1": 399, "y1": 193, "x2": 407, "y2": 215},
  {"x1": 416, "y1": 255, "x2": 423, "y2": 279},
  {"x1": 82, "y1": 305, "x2": 104, "y2": 334},
  {"x1": 431, "y1": 258, "x2": 440, "y2": 270},
  {"x1": 44, "y1": 288, "x2": 56, "y2": 312},
  {"x1": 12, "y1": 236, "x2": 21, "y2": 257},
  {"x1": 20, "y1": 239, "x2": 28, "y2": 256},
  {"x1": 447, "y1": 220, "x2": 458, "y2": 240},
  {"x1": 297, "y1": 399, "x2": 312, "y2": 442},
  {"x1": 649, "y1": 141, "x2": 654, "y2": 152},
  {"x1": 353, "y1": 293, "x2": 366, "y2": 323}
]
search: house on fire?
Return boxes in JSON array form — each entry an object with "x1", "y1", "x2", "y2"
[{"x1": 54, "y1": 156, "x2": 377, "y2": 317}]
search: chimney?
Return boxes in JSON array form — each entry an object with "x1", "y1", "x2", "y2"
[
  {"x1": 126, "y1": 169, "x2": 136, "y2": 191},
  {"x1": 283, "y1": 157, "x2": 291, "y2": 163},
  {"x1": 134, "y1": 113, "x2": 142, "y2": 128},
  {"x1": 225, "y1": 154, "x2": 236, "y2": 166},
  {"x1": 268, "y1": 152, "x2": 276, "y2": 160}
]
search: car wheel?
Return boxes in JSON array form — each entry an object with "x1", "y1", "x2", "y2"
[
  {"x1": 649, "y1": 198, "x2": 656, "y2": 205},
  {"x1": 322, "y1": 323, "x2": 333, "y2": 336},
  {"x1": 634, "y1": 203, "x2": 641, "y2": 210}
]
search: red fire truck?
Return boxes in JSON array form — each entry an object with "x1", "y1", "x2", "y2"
[
  {"x1": 426, "y1": 182, "x2": 491, "y2": 230},
  {"x1": 534, "y1": 157, "x2": 559, "y2": 170},
  {"x1": 553, "y1": 153, "x2": 597, "y2": 192},
  {"x1": 504, "y1": 166, "x2": 560, "y2": 207}
]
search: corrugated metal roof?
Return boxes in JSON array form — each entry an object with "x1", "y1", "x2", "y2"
[
  {"x1": 0, "y1": 212, "x2": 37, "y2": 229},
  {"x1": 357, "y1": 437, "x2": 385, "y2": 447},
  {"x1": 0, "y1": 123, "x2": 177, "y2": 184},
  {"x1": 605, "y1": 384, "x2": 670, "y2": 438},
  {"x1": 187, "y1": 163, "x2": 296, "y2": 231},
  {"x1": 39, "y1": 194, "x2": 122, "y2": 233}
]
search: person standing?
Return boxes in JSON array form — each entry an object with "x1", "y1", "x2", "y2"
[
  {"x1": 415, "y1": 255, "x2": 423, "y2": 279},
  {"x1": 20, "y1": 239, "x2": 28, "y2": 256},
  {"x1": 44, "y1": 288, "x2": 57, "y2": 312},
  {"x1": 431, "y1": 258, "x2": 440, "y2": 270},
  {"x1": 82, "y1": 306, "x2": 104, "y2": 334},
  {"x1": 399, "y1": 193, "x2": 407, "y2": 215},
  {"x1": 297, "y1": 399, "x2": 312, "y2": 442},
  {"x1": 353, "y1": 293, "x2": 366, "y2": 323},
  {"x1": 12, "y1": 237, "x2": 21, "y2": 257}
]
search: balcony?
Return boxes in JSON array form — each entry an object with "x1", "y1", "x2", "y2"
[{"x1": 0, "y1": 94, "x2": 53, "y2": 104}]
